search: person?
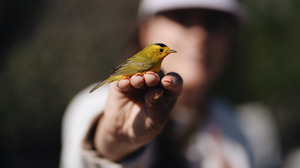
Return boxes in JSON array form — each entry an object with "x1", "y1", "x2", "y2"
[{"x1": 60, "y1": 0, "x2": 274, "y2": 167}]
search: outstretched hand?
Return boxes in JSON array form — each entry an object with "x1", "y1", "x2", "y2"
[{"x1": 94, "y1": 71, "x2": 183, "y2": 161}]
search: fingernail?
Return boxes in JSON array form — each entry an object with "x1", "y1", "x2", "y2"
[
  {"x1": 135, "y1": 73, "x2": 143, "y2": 77},
  {"x1": 163, "y1": 78, "x2": 172, "y2": 83},
  {"x1": 146, "y1": 71, "x2": 156, "y2": 75},
  {"x1": 163, "y1": 78, "x2": 174, "y2": 86},
  {"x1": 146, "y1": 71, "x2": 159, "y2": 80}
]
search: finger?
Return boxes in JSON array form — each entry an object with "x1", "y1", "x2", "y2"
[
  {"x1": 144, "y1": 71, "x2": 160, "y2": 87},
  {"x1": 130, "y1": 73, "x2": 145, "y2": 88},
  {"x1": 161, "y1": 72, "x2": 183, "y2": 95},
  {"x1": 116, "y1": 77, "x2": 132, "y2": 91},
  {"x1": 144, "y1": 73, "x2": 182, "y2": 124},
  {"x1": 145, "y1": 72, "x2": 182, "y2": 107},
  {"x1": 145, "y1": 88, "x2": 164, "y2": 104},
  {"x1": 144, "y1": 87, "x2": 170, "y2": 124}
]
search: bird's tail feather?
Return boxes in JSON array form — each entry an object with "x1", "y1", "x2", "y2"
[{"x1": 89, "y1": 76, "x2": 120, "y2": 93}]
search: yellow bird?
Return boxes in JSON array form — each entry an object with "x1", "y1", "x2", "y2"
[{"x1": 89, "y1": 43, "x2": 177, "y2": 93}]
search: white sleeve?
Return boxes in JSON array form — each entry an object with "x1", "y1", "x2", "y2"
[
  {"x1": 60, "y1": 85, "x2": 109, "y2": 168},
  {"x1": 81, "y1": 140, "x2": 155, "y2": 168}
]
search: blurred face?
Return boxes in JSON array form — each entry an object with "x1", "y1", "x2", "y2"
[{"x1": 139, "y1": 9, "x2": 236, "y2": 106}]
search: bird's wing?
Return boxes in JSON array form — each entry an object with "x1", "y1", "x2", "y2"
[{"x1": 110, "y1": 59, "x2": 155, "y2": 76}]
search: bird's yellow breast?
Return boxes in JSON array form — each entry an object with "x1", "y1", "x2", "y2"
[{"x1": 148, "y1": 59, "x2": 163, "y2": 73}]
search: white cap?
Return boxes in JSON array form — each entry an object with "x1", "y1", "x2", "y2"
[{"x1": 138, "y1": 0, "x2": 244, "y2": 21}]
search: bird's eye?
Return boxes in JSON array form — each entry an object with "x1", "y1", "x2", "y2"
[{"x1": 159, "y1": 49, "x2": 163, "y2": 52}]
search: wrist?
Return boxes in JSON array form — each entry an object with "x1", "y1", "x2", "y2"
[{"x1": 93, "y1": 116, "x2": 146, "y2": 161}]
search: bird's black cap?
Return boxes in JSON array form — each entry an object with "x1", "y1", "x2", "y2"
[{"x1": 155, "y1": 43, "x2": 167, "y2": 47}]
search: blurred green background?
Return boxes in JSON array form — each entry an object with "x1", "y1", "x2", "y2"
[{"x1": 0, "y1": 0, "x2": 299, "y2": 167}]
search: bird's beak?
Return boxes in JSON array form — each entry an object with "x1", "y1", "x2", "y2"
[{"x1": 169, "y1": 49, "x2": 177, "y2": 53}]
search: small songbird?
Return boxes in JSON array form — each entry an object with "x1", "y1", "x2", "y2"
[{"x1": 89, "y1": 43, "x2": 177, "y2": 93}]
